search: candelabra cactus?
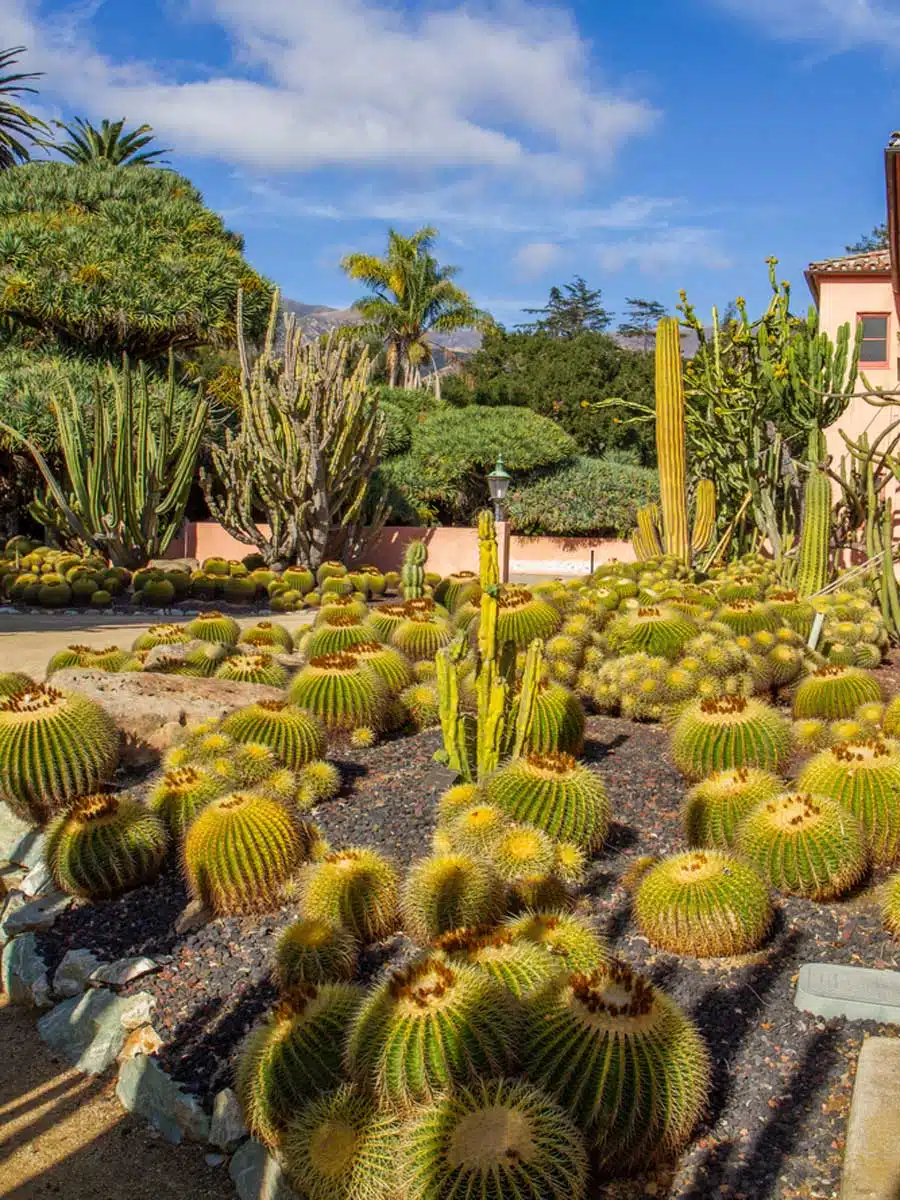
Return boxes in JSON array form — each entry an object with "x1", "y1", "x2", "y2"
[{"x1": 401, "y1": 540, "x2": 427, "y2": 600}]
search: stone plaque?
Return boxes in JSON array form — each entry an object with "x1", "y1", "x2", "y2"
[
  {"x1": 795, "y1": 963, "x2": 900, "y2": 1024},
  {"x1": 420, "y1": 763, "x2": 460, "y2": 798}
]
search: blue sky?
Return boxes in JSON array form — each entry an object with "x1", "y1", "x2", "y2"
[{"x1": 5, "y1": 0, "x2": 900, "y2": 327}]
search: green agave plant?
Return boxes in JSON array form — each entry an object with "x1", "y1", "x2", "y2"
[
  {"x1": 607, "y1": 606, "x2": 697, "y2": 660},
  {"x1": 632, "y1": 850, "x2": 772, "y2": 957},
  {"x1": 283, "y1": 1084, "x2": 401, "y2": 1200},
  {"x1": 434, "y1": 925, "x2": 562, "y2": 999},
  {"x1": 46, "y1": 792, "x2": 168, "y2": 901},
  {"x1": 239, "y1": 621, "x2": 294, "y2": 652},
  {"x1": 289, "y1": 654, "x2": 389, "y2": 735},
  {"x1": 400, "y1": 853, "x2": 505, "y2": 942},
  {"x1": 274, "y1": 917, "x2": 358, "y2": 990},
  {"x1": 502, "y1": 908, "x2": 608, "y2": 972},
  {"x1": 735, "y1": 791, "x2": 869, "y2": 900},
  {"x1": 184, "y1": 611, "x2": 241, "y2": 645},
  {"x1": 236, "y1": 983, "x2": 363, "y2": 1146},
  {"x1": 148, "y1": 764, "x2": 226, "y2": 839},
  {"x1": 401, "y1": 1078, "x2": 588, "y2": 1200},
  {"x1": 298, "y1": 847, "x2": 399, "y2": 941},
  {"x1": 485, "y1": 751, "x2": 610, "y2": 850},
  {"x1": 346, "y1": 956, "x2": 519, "y2": 1108},
  {"x1": 524, "y1": 961, "x2": 710, "y2": 1173},
  {"x1": 183, "y1": 791, "x2": 305, "y2": 914},
  {"x1": 792, "y1": 665, "x2": 883, "y2": 721},
  {"x1": 0, "y1": 683, "x2": 120, "y2": 823},
  {"x1": 669, "y1": 695, "x2": 792, "y2": 781},
  {"x1": 797, "y1": 738, "x2": 900, "y2": 865},
  {"x1": 214, "y1": 652, "x2": 288, "y2": 688},
  {"x1": 683, "y1": 766, "x2": 783, "y2": 849},
  {"x1": 221, "y1": 700, "x2": 326, "y2": 769}
]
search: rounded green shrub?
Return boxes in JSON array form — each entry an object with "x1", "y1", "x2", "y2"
[
  {"x1": 402, "y1": 1077, "x2": 588, "y2": 1200},
  {"x1": 607, "y1": 606, "x2": 697, "y2": 659},
  {"x1": 485, "y1": 752, "x2": 609, "y2": 849},
  {"x1": 792, "y1": 665, "x2": 883, "y2": 720},
  {"x1": 283, "y1": 1085, "x2": 401, "y2": 1200},
  {"x1": 0, "y1": 683, "x2": 120, "y2": 823},
  {"x1": 185, "y1": 611, "x2": 241, "y2": 645},
  {"x1": 221, "y1": 700, "x2": 326, "y2": 769},
  {"x1": 275, "y1": 917, "x2": 358, "y2": 990},
  {"x1": 237, "y1": 983, "x2": 363, "y2": 1146},
  {"x1": 215, "y1": 652, "x2": 288, "y2": 688},
  {"x1": 797, "y1": 737, "x2": 900, "y2": 865},
  {"x1": 434, "y1": 925, "x2": 562, "y2": 999},
  {"x1": 400, "y1": 853, "x2": 504, "y2": 941},
  {"x1": 298, "y1": 847, "x2": 399, "y2": 941},
  {"x1": 183, "y1": 791, "x2": 305, "y2": 914},
  {"x1": 131, "y1": 623, "x2": 190, "y2": 651},
  {"x1": 632, "y1": 850, "x2": 772, "y2": 957},
  {"x1": 46, "y1": 792, "x2": 168, "y2": 901},
  {"x1": 502, "y1": 909, "x2": 608, "y2": 972},
  {"x1": 524, "y1": 961, "x2": 710, "y2": 1173},
  {"x1": 735, "y1": 791, "x2": 869, "y2": 900},
  {"x1": 148, "y1": 764, "x2": 226, "y2": 838},
  {"x1": 670, "y1": 695, "x2": 793, "y2": 781},
  {"x1": 306, "y1": 616, "x2": 380, "y2": 657},
  {"x1": 520, "y1": 681, "x2": 586, "y2": 757},
  {"x1": 683, "y1": 766, "x2": 783, "y2": 849},
  {"x1": 289, "y1": 654, "x2": 389, "y2": 734},
  {"x1": 346, "y1": 956, "x2": 518, "y2": 1107},
  {"x1": 240, "y1": 621, "x2": 294, "y2": 652},
  {"x1": 390, "y1": 609, "x2": 453, "y2": 661}
]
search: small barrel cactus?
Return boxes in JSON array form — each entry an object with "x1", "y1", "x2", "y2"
[
  {"x1": 221, "y1": 701, "x2": 326, "y2": 769},
  {"x1": 274, "y1": 917, "x2": 358, "y2": 990},
  {"x1": 343, "y1": 641, "x2": 414, "y2": 694},
  {"x1": 434, "y1": 925, "x2": 562, "y2": 999},
  {"x1": 148, "y1": 765, "x2": 227, "y2": 838},
  {"x1": 607, "y1": 606, "x2": 697, "y2": 660},
  {"x1": 183, "y1": 791, "x2": 306, "y2": 914},
  {"x1": 239, "y1": 621, "x2": 294, "y2": 652},
  {"x1": 502, "y1": 909, "x2": 608, "y2": 972},
  {"x1": 316, "y1": 596, "x2": 370, "y2": 625},
  {"x1": 184, "y1": 611, "x2": 241, "y2": 645},
  {"x1": 366, "y1": 602, "x2": 409, "y2": 642},
  {"x1": 793, "y1": 717, "x2": 831, "y2": 753},
  {"x1": 399, "y1": 681, "x2": 440, "y2": 731},
  {"x1": 524, "y1": 961, "x2": 710, "y2": 1173},
  {"x1": 713, "y1": 600, "x2": 779, "y2": 637},
  {"x1": 236, "y1": 983, "x2": 363, "y2": 1146},
  {"x1": 519, "y1": 680, "x2": 586, "y2": 757},
  {"x1": 632, "y1": 850, "x2": 773, "y2": 957},
  {"x1": 46, "y1": 644, "x2": 131, "y2": 674},
  {"x1": 346, "y1": 956, "x2": 519, "y2": 1107},
  {"x1": 792, "y1": 665, "x2": 883, "y2": 720},
  {"x1": 390, "y1": 608, "x2": 454, "y2": 662},
  {"x1": 736, "y1": 791, "x2": 869, "y2": 899},
  {"x1": 881, "y1": 872, "x2": 900, "y2": 937},
  {"x1": 305, "y1": 615, "x2": 381, "y2": 658},
  {"x1": 490, "y1": 586, "x2": 563, "y2": 650},
  {"x1": 446, "y1": 802, "x2": 510, "y2": 856},
  {"x1": 683, "y1": 766, "x2": 783, "y2": 849},
  {"x1": 400, "y1": 853, "x2": 505, "y2": 942},
  {"x1": 669, "y1": 695, "x2": 792, "y2": 781},
  {"x1": 0, "y1": 683, "x2": 120, "y2": 823},
  {"x1": 433, "y1": 570, "x2": 480, "y2": 613},
  {"x1": 797, "y1": 738, "x2": 900, "y2": 865},
  {"x1": 46, "y1": 792, "x2": 168, "y2": 901},
  {"x1": 297, "y1": 760, "x2": 342, "y2": 807},
  {"x1": 436, "y1": 783, "x2": 481, "y2": 823},
  {"x1": 289, "y1": 654, "x2": 389, "y2": 735},
  {"x1": 485, "y1": 752, "x2": 610, "y2": 849},
  {"x1": 215, "y1": 652, "x2": 289, "y2": 688},
  {"x1": 298, "y1": 847, "x2": 399, "y2": 941}
]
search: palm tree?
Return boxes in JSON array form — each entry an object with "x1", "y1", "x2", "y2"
[
  {"x1": 0, "y1": 46, "x2": 49, "y2": 169},
  {"x1": 341, "y1": 226, "x2": 489, "y2": 394},
  {"x1": 49, "y1": 117, "x2": 171, "y2": 166}
]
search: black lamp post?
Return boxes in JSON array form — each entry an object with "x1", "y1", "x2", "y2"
[{"x1": 487, "y1": 454, "x2": 511, "y2": 524}]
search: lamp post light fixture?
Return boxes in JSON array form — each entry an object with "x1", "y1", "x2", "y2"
[{"x1": 487, "y1": 454, "x2": 511, "y2": 524}]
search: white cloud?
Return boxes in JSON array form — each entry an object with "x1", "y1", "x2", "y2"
[
  {"x1": 4, "y1": 0, "x2": 657, "y2": 182},
  {"x1": 595, "y1": 228, "x2": 732, "y2": 274},
  {"x1": 706, "y1": 0, "x2": 900, "y2": 49},
  {"x1": 513, "y1": 242, "x2": 563, "y2": 278}
]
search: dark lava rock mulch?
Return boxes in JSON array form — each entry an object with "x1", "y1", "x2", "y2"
[{"x1": 37, "y1": 715, "x2": 900, "y2": 1199}]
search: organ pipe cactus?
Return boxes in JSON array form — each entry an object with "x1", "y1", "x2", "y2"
[{"x1": 797, "y1": 464, "x2": 832, "y2": 598}]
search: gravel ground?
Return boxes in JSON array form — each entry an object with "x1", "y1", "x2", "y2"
[{"x1": 36, "y1": 714, "x2": 900, "y2": 1199}]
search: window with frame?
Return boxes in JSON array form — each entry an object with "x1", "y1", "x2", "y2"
[{"x1": 858, "y1": 313, "x2": 890, "y2": 365}]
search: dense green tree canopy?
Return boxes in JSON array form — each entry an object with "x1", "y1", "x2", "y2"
[
  {"x1": 0, "y1": 161, "x2": 272, "y2": 359},
  {"x1": 518, "y1": 277, "x2": 612, "y2": 336}
]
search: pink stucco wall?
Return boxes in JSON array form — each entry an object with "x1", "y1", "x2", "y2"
[{"x1": 165, "y1": 523, "x2": 635, "y2": 576}]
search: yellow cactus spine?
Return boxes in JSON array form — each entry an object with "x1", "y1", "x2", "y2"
[
  {"x1": 655, "y1": 317, "x2": 690, "y2": 564},
  {"x1": 636, "y1": 505, "x2": 662, "y2": 559}
]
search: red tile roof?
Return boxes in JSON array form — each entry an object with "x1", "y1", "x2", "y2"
[{"x1": 807, "y1": 249, "x2": 890, "y2": 274}]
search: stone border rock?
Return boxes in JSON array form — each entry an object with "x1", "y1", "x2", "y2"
[{"x1": 0, "y1": 800, "x2": 297, "y2": 1200}]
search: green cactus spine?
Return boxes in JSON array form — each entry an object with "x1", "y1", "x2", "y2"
[
  {"x1": 298, "y1": 847, "x2": 399, "y2": 941},
  {"x1": 289, "y1": 654, "x2": 389, "y2": 735},
  {"x1": 239, "y1": 621, "x2": 294, "y2": 652},
  {"x1": 215, "y1": 652, "x2": 288, "y2": 688},
  {"x1": 401, "y1": 540, "x2": 427, "y2": 600},
  {"x1": 434, "y1": 926, "x2": 562, "y2": 999},
  {"x1": 274, "y1": 917, "x2": 358, "y2": 990},
  {"x1": 797, "y1": 467, "x2": 832, "y2": 597},
  {"x1": 148, "y1": 765, "x2": 227, "y2": 838},
  {"x1": 797, "y1": 738, "x2": 900, "y2": 865}
]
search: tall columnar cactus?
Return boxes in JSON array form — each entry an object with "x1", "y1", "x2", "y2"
[
  {"x1": 401, "y1": 540, "x2": 427, "y2": 600},
  {"x1": 436, "y1": 510, "x2": 543, "y2": 782},
  {"x1": 692, "y1": 478, "x2": 717, "y2": 554},
  {"x1": 656, "y1": 317, "x2": 691, "y2": 563},
  {"x1": 797, "y1": 466, "x2": 832, "y2": 597}
]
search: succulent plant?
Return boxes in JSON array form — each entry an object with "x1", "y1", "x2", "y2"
[
  {"x1": 855, "y1": 701, "x2": 886, "y2": 732},
  {"x1": 434, "y1": 925, "x2": 562, "y2": 998},
  {"x1": 882, "y1": 872, "x2": 900, "y2": 937},
  {"x1": 240, "y1": 621, "x2": 294, "y2": 652},
  {"x1": 853, "y1": 642, "x2": 883, "y2": 669},
  {"x1": 436, "y1": 783, "x2": 481, "y2": 823},
  {"x1": 519, "y1": 680, "x2": 586, "y2": 757},
  {"x1": 481, "y1": 586, "x2": 562, "y2": 651},
  {"x1": 346, "y1": 956, "x2": 518, "y2": 1107},
  {"x1": 0, "y1": 683, "x2": 120, "y2": 823},
  {"x1": 670, "y1": 695, "x2": 793, "y2": 781},
  {"x1": 885, "y1": 696, "x2": 900, "y2": 739},
  {"x1": 148, "y1": 764, "x2": 227, "y2": 838},
  {"x1": 446, "y1": 802, "x2": 511, "y2": 856},
  {"x1": 289, "y1": 654, "x2": 389, "y2": 735},
  {"x1": 131, "y1": 623, "x2": 190, "y2": 652},
  {"x1": 184, "y1": 611, "x2": 241, "y2": 645},
  {"x1": 390, "y1": 609, "x2": 454, "y2": 661},
  {"x1": 683, "y1": 766, "x2": 783, "y2": 849},
  {"x1": 485, "y1": 752, "x2": 609, "y2": 850},
  {"x1": 317, "y1": 595, "x2": 370, "y2": 625},
  {"x1": 275, "y1": 917, "x2": 358, "y2": 990},
  {"x1": 797, "y1": 738, "x2": 900, "y2": 865},
  {"x1": 183, "y1": 791, "x2": 306, "y2": 914},
  {"x1": 283, "y1": 566, "x2": 315, "y2": 594},
  {"x1": 45, "y1": 644, "x2": 129, "y2": 674},
  {"x1": 46, "y1": 792, "x2": 168, "y2": 901},
  {"x1": 294, "y1": 760, "x2": 341, "y2": 809},
  {"x1": 792, "y1": 665, "x2": 883, "y2": 720},
  {"x1": 735, "y1": 791, "x2": 869, "y2": 899},
  {"x1": 400, "y1": 853, "x2": 505, "y2": 941},
  {"x1": 306, "y1": 616, "x2": 381, "y2": 658},
  {"x1": 713, "y1": 600, "x2": 779, "y2": 637},
  {"x1": 502, "y1": 909, "x2": 608, "y2": 971},
  {"x1": 298, "y1": 847, "x2": 399, "y2": 941},
  {"x1": 0, "y1": 671, "x2": 34, "y2": 697},
  {"x1": 221, "y1": 701, "x2": 326, "y2": 769},
  {"x1": 488, "y1": 821, "x2": 556, "y2": 883},
  {"x1": 632, "y1": 850, "x2": 772, "y2": 957},
  {"x1": 524, "y1": 961, "x2": 710, "y2": 1173},
  {"x1": 349, "y1": 726, "x2": 376, "y2": 749},
  {"x1": 343, "y1": 641, "x2": 414, "y2": 693},
  {"x1": 366, "y1": 602, "x2": 409, "y2": 642},
  {"x1": 282, "y1": 1084, "x2": 401, "y2": 1200},
  {"x1": 434, "y1": 571, "x2": 481, "y2": 613},
  {"x1": 792, "y1": 717, "x2": 831, "y2": 753},
  {"x1": 236, "y1": 983, "x2": 363, "y2": 1146},
  {"x1": 607, "y1": 606, "x2": 697, "y2": 660},
  {"x1": 166, "y1": 728, "x2": 234, "y2": 770},
  {"x1": 400, "y1": 682, "x2": 440, "y2": 731},
  {"x1": 215, "y1": 652, "x2": 289, "y2": 688}
]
